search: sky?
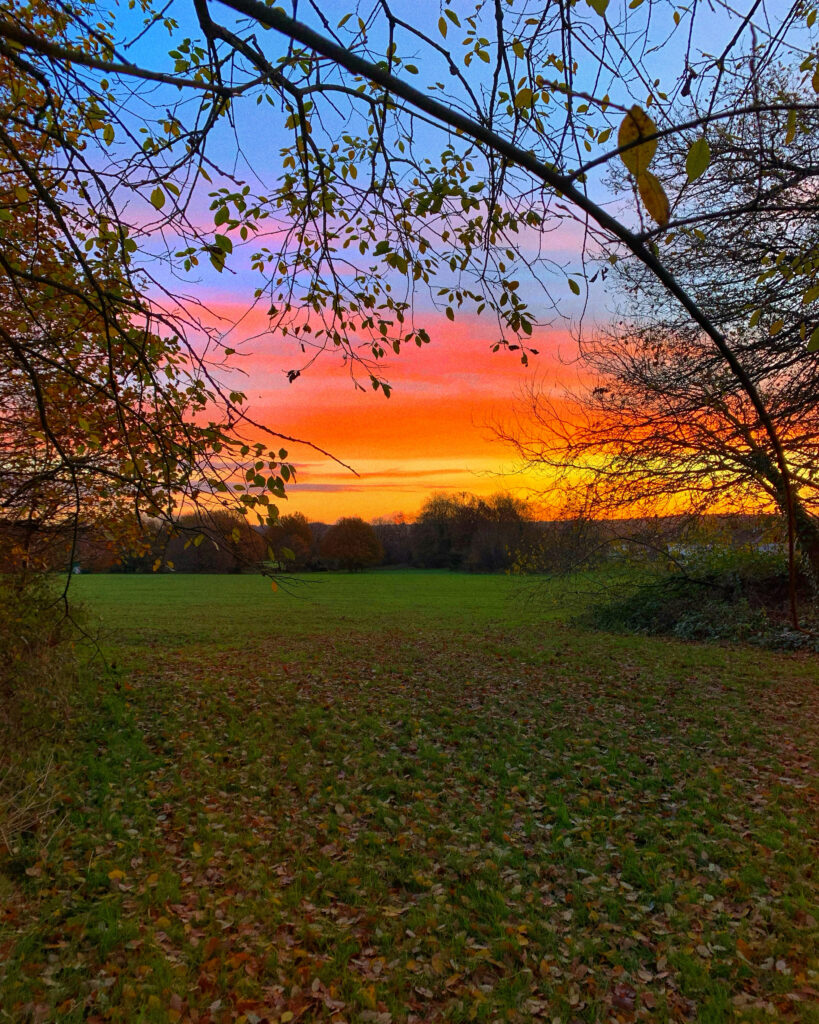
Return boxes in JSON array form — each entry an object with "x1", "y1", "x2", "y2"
[
  {"x1": 124, "y1": 0, "x2": 743, "y2": 524},
  {"x1": 200, "y1": 291, "x2": 589, "y2": 522}
]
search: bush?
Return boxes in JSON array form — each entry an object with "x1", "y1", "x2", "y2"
[
  {"x1": 0, "y1": 578, "x2": 80, "y2": 851},
  {"x1": 585, "y1": 543, "x2": 818, "y2": 648}
]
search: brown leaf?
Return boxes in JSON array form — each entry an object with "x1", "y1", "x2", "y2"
[{"x1": 612, "y1": 982, "x2": 637, "y2": 1011}]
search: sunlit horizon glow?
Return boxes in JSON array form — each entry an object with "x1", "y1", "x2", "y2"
[{"x1": 201, "y1": 299, "x2": 588, "y2": 522}]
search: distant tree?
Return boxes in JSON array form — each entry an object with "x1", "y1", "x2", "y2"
[
  {"x1": 373, "y1": 516, "x2": 414, "y2": 567},
  {"x1": 413, "y1": 492, "x2": 532, "y2": 572},
  {"x1": 165, "y1": 511, "x2": 266, "y2": 573},
  {"x1": 320, "y1": 518, "x2": 383, "y2": 572},
  {"x1": 265, "y1": 512, "x2": 313, "y2": 570}
]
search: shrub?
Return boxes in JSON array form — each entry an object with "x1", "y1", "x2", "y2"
[
  {"x1": 0, "y1": 578, "x2": 80, "y2": 851},
  {"x1": 585, "y1": 543, "x2": 818, "y2": 648}
]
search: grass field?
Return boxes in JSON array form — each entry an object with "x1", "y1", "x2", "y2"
[{"x1": 1, "y1": 570, "x2": 817, "y2": 1023}]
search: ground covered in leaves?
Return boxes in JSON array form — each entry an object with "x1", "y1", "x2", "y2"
[{"x1": 1, "y1": 571, "x2": 817, "y2": 1023}]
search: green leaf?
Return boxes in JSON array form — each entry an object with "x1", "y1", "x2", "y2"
[
  {"x1": 374, "y1": 240, "x2": 390, "y2": 255},
  {"x1": 150, "y1": 186, "x2": 165, "y2": 210},
  {"x1": 103, "y1": 123, "x2": 115, "y2": 146},
  {"x1": 438, "y1": 16, "x2": 447, "y2": 37},
  {"x1": 568, "y1": 278, "x2": 581, "y2": 295},
  {"x1": 514, "y1": 88, "x2": 534, "y2": 110},
  {"x1": 214, "y1": 206, "x2": 229, "y2": 226},
  {"x1": 512, "y1": 39, "x2": 525, "y2": 59},
  {"x1": 686, "y1": 137, "x2": 711, "y2": 182},
  {"x1": 214, "y1": 233, "x2": 233, "y2": 253},
  {"x1": 808, "y1": 326, "x2": 819, "y2": 352},
  {"x1": 586, "y1": 0, "x2": 609, "y2": 15}
]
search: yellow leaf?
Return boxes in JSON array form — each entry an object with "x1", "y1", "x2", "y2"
[
  {"x1": 807, "y1": 326, "x2": 819, "y2": 352},
  {"x1": 514, "y1": 87, "x2": 534, "y2": 110},
  {"x1": 769, "y1": 319, "x2": 784, "y2": 336},
  {"x1": 637, "y1": 170, "x2": 670, "y2": 226},
  {"x1": 813, "y1": 67, "x2": 819, "y2": 94},
  {"x1": 618, "y1": 105, "x2": 658, "y2": 176},
  {"x1": 271, "y1": 579, "x2": 278, "y2": 591},
  {"x1": 785, "y1": 108, "x2": 797, "y2": 145},
  {"x1": 108, "y1": 868, "x2": 125, "y2": 881}
]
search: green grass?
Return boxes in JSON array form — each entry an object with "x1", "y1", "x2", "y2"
[{"x1": 1, "y1": 570, "x2": 817, "y2": 1023}]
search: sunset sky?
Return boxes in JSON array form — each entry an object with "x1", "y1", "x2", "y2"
[{"x1": 203, "y1": 292, "x2": 592, "y2": 522}]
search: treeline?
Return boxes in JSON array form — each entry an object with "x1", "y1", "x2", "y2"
[
  {"x1": 2, "y1": 494, "x2": 784, "y2": 577},
  {"x1": 25, "y1": 492, "x2": 553, "y2": 574}
]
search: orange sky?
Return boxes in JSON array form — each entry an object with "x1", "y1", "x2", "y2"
[{"x1": 204, "y1": 299, "x2": 584, "y2": 521}]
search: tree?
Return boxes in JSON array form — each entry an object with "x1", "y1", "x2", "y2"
[
  {"x1": 413, "y1": 492, "x2": 532, "y2": 571},
  {"x1": 0, "y1": 0, "x2": 297, "y2": 592},
  {"x1": 2, "y1": 1, "x2": 818, "y2": 617},
  {"x1": 320, "y1": 517, "x2": 383, "y2": 571},
  {"x1": 500, "y1": 89, "x2": 819, "y2": 578},
  {"x1": 265, "y1": 512, "x2": 313, "y2": 570},
  {"x1": 163, "y1": 510, "x2": 266, "y2": 572},
  {"x1": 372, "y1": 516, "x2": 414, "y2": 567}
]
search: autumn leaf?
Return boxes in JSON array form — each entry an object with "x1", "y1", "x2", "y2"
[
  {"x1": 637, "y1": 170, "x2": 670, "y2": 226},
  {"x1": 686, "y1": 136, "x2": 711, "y2": 182},
  {"x1": 618, "y1": 105, "x2": 657, "y2": 176}
]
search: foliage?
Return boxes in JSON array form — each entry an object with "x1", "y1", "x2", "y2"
[
  {"x1": 161, "y1": 510, "x2": 267, "y2": 573},
  {"x1": 320, "y1": 516, "x2": 384, "y2": 571},
  {"x1": 586, "y1": 543, "x2": 819, "y2": 648},
  {"x1": 265, "y1": 512, "x2": 313, "y2": 570},
  {"x1": 372, "y1": 517, "x2": 415, "y2": 567},
  {"x1": 0, "y1": 578, "x2": 81, "y2": 851},
  {"x1": 0, "y1": 0, "x2": 295, "y2": 591},
  {"x1": 500, "y1": 82, "x2": 819, "y2": 582},
  {"x1": 510, "y1": 517, "x2": 609, "y2": 575},
  {"x1": 414, "y1": 492, "x2": 534, "y2": 572},
  {"x1": 1, "y1": 571, "x2": 816, "y2": 1020},
  {"x1": 3, "y1": 1, "x2": 819, "y2": 610}
]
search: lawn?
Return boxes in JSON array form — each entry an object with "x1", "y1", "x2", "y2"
[{"x1": 1, "y1": 570, "x2": 817, "y2": 1023}]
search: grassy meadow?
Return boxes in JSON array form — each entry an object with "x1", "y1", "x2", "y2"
[{"x1": 1, "y1": 570, "x2": 817, "y2": 1023}]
